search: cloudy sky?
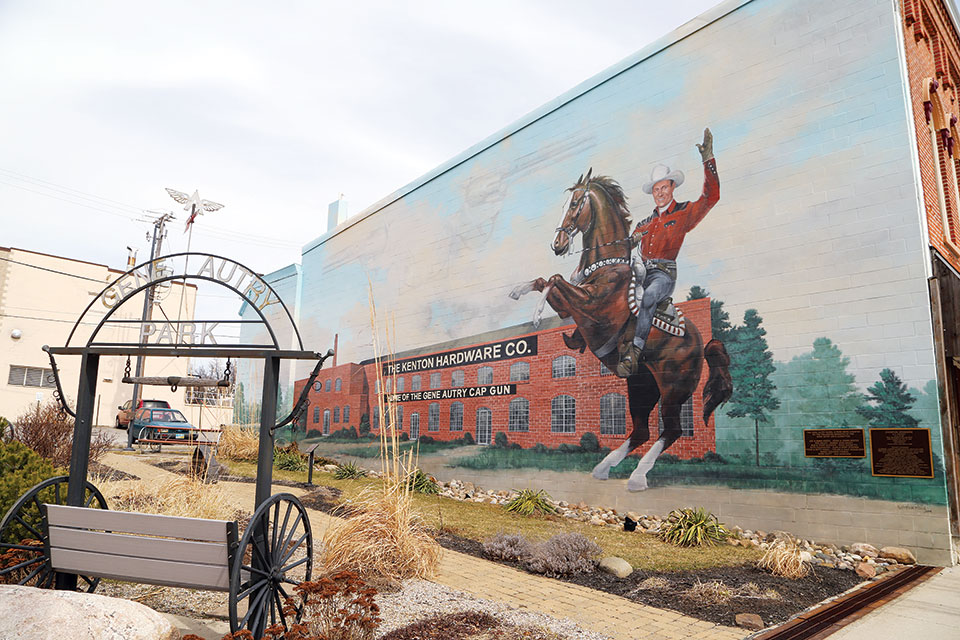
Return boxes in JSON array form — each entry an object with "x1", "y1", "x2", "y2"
[{"x1": 1, "y1": 0, "x2": 722, "y2": 287}]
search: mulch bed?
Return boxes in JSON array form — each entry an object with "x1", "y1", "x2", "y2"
[
  {"x1": 382, "y1": 611, "x2": 562, "y2": 640},
  {"x1": 435, "y1": 532, "x2": 863, "y2": 628},
  {"x1": 90, "y1": 461, "x2": 138, "y2": 481}
]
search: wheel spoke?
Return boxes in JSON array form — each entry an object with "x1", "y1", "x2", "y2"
[
  {"x1": 250, "y1": 536, "x2": 271, "y2": 568},
  {"x1": 274, "y1": 589, "x2": 287, "y2": 628},
  {"x1": 270, "y1": 501, "x2": 281, "y2": 558},
  {"x1": 32, "y1": 496, "x2": 44, "y2": 516},
  {"x1": 278, "y1": 532, "x2": 308, "y2": 566},
  {"x1": 269, "y1": 587, "x2": 277, "y2": 626},
  {"x1": 0, "y1": 555, "x2": 44, "y2": 575},
  {"x1": 37, "y1": 567, "x2": 54, "y2": 588},
  {"x1": 19, "y1": 559, "x2": 49, "y2": 585},
  {"x1": 0, "y1": 542, "x2": 43, "y2": 551},
  {"x1": 273, "y1": 501, "x2": 293, "y2": 562},
  {"x1": 280, "y1": 578, "x2": 301, "y2": 586},
  {"x1": 251, "y1": 586, "x2": 271, "y2": 634},
  {"x1": 54, "y1": 481, "x2": 61, "y2": 505},
  {"x1": 13, "y1": 515, "x2": 43, "y2": 540},
  {"x1": 84, "y1": 491, "x2": 97, "y2": 508},
  {"x1": 240, "y1": 584, "x2": 271, "y2": 628},
  {"x1": 277, "y1": 512, "x2": 303, "y2": 563},
  {"x1": 280, "y1": 555, "x2": 309, "y2": 575},
  {"x1": 237, "y1": 577, "x2": 269, "y2": 601},
  {"x1": 241, "y1": 563, "x2": 270, "y2": 578}
]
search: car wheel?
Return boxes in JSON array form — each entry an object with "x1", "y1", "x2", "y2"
[{"x1": 115, "y1": 417, "x2": 122, "y2": 429}]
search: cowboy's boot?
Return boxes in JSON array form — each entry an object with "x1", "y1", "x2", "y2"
[{"x1": 616, "y1": 341, "x2": 644, "y2": 377}]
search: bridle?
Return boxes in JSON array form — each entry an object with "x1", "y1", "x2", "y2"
[{"x1": 556, "y1": 185, "x2": 595, "y2": 242}]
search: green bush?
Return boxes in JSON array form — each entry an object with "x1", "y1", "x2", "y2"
[
  {"x1": 358, "y1": 413, "x2": 371, "y2": 436},
  {"x1": 461, "y1": 431, "x2": 475, "y2": 445},
  {"x1": 417, "y1": 435, "x2": 436, "y2": 445},
  {"x1": 503, "y1": 489, "x2": 557, "y2": 516},
  {"x1": 660, "y1": 507, "x2": 729, "y2": 547},
  {"x1": 0, "y1": 441, "x2": 61, "y2": 535},
  {"x1": 399, "y1": 432, "x2": 409, "y2": 442},
  {"x1": 557, "y1": 443, "x2": 582, "y2": 454},
  {"x1": 405, "y1": 468, "x2": 439, "y2": 494},
  {"x1": 274, "y1": 446, "x2": 308, "y2": 472},
  {"x1": 701, "y1": 451, "x2": 726, "y2": 464},
  {"x1": 579, "y1": 432, "x2": 600, "y2": 453},
  {"x1": 532, "y1": 443, "x2": 548, "y2": 454},
  {"x1": 494, "y1": 432, "x2": 509, "y2": 448},
  {"x1": 333, "y1": 461, "x2": 367, "y2": 480}
]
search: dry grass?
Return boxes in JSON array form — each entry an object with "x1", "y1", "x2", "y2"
[
  {"x1": 636, "y1": 576, "x2": 672, "y2": 591},
  {"x1": 685, "y1": 579, "x2": 734, "y2": 604},
  {"x1": 92, "y1": 473, "x2": 244, "y2": 521},
  {"x1": 314, "y1": 286, "x2": 441, "y2": 581},
  {"x1": 757, "y1": 539, "x2": 809, "y2": 579},
  {"x1": 217, "y1": 424, "x2": 260, "y2": 461}
]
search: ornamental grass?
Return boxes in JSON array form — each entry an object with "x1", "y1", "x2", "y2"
[
  {"x1": 218, "y1": 424, "x2": 261, "y2": 461},
  {"x1": 93, "y1": 473, "x2": 242, "y2": 521},
  {"x1": 757, "y1": 538, "x2": 809, "y2": 579}
]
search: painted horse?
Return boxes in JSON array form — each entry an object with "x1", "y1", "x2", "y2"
[{"x1": 510, "y1": 169, "x2": 732, "y2": 491}]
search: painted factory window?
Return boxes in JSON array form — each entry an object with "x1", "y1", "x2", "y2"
[
  {"x1": 476, "y1": 407, "x2": 492, "y2": 445},
  {"x1": 313, "y1": 381, "x2": 322, "y2": 392},
  {"x1": 510, "y1": 361, "x2": 530, "y2": 382},
  {"x1": 428, "y1": 402, "x2": 440, "y2": 431},
  {"x1": 508, "y1": 398, "x2": 529, "y2": 432},
  {"x1": 324, "y1": 379, "x2": 331, "y2": 392},
  {"x1": 373, "y1": 406, "x2": 380, "y2": 428},
  {"x1": 478, "y1": 366, "x2": 494, "y2": 385},
  {"x1": 410, "y1": 413, "x2": 420, "y2": 440},
  {"x1": 374, "y1": 379, "x2": 380, "y2": 394},
  {"x1": 552, "y1": 355, "x2": 576, "y2": 379},
  {"x1": 323, "y1": 410, "x2": 331, "y2": 435},
  {"x1": 333, "y1": 407, "x2": 340, "y2": 423},
  {"x1": 335, "y1": 378, "x2": 342, "y2": 392},
  {"x1": 343, "y1": 405, "x2": 350, "y2": 423},
  {"x1": 600, "y1": 393, "x2": 626, "y2": 435},
  {"x1": 397, "y1": 406, "x2": 404, "y2": 429},
  {"x1": 451, "y1": 370, "x2": 465, "y2": 387},
  {"x1": 397, "y1": 377, "x2": 405, "y2": 392},
  {"x1": 412, "y1": 375, "x2": 421, "y2": 391},
  {"x1": 551, "y1": 395, "x2": 576, "y2": 433},
  {"x1": 599, "y1": 362, "x2": 613, "y2": 376},
  {"x1": 657, "y1": 399, "x2": 695, "y2": 438},
  {"x1": 385, "y1": 378, "x2": 392, "y2": 393},
  {"x1": 449, "y1": 402, "x2": 464, "y2": 431},
  {"x1": 430, "y1": 372, "x2": 442, "y2": 389},
  {"x1": 313, "y1": 406, "x2": 320, "y2": 423}
]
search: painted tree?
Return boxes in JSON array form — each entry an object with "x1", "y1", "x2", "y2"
[
  {"x1": 687, "y1": 285, "x2": 737, "y2": 343},
  {"x1": 794, "y1": 338, "x2": 864, "y2": 427},
  {"x1": 725, "y1": 309, "x2": 780, "y2": 465},
  {"x1": 234, "y1": 382, "x2": 246, "y2": 424},
  {"x1": 857, "y1": 368, "x2": 919, "y2": 427}
]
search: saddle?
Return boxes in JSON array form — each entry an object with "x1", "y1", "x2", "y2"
[{"x1": 628, "y1": 269, "x2": 686, "y2": 337}]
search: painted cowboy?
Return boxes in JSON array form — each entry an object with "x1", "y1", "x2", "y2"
[{"x1": 617, "y1": 128, "x2": 719, "y2": 377}]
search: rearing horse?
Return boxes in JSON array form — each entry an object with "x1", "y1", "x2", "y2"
[{"x1": 510, "y1": 169, "x2": 732, "y2": 491}]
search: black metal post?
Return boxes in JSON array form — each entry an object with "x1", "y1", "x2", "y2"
[
  {"x1": 254, "y1": 356, "x2": 280, "y2": 510},
  {"x1": 58, "y1": 352, "x2": 99, "y2": 590},
  {"x1": 308, "y1": 450, "x2": 314, "y2": 485}
]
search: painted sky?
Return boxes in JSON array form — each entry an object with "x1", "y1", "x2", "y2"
[{"x1": 297, "y1": 0, "x2": 940, "y2": 393}]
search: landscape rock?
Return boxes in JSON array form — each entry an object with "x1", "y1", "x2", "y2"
[
  {"x1": 879, "y1": 546, "x2": 917, "y2": 565},
  {"x1": 735, "y1": 613, "x2": 764, "y2": 631},
  {"x1": 589, "y1": 516, "x2": 606, "y2": 526},
  {"x1": 851, "y1": 543, "x2": 879, "y2": 558},
  {"x1": 856, "y1": 562, "x2": 877, "y2": 579},
  {"x1": 0, "y1": 584, "x2": 179, "y2": 639},
  {"x1": 598, "y1": 556, "x2": 634, "y2": 578}
]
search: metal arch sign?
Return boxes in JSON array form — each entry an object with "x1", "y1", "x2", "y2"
[{"x1": 65, "y1": 252, "x2": 304, "y2": 351}]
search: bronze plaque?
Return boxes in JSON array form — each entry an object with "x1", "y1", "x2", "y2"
[
  {"x1": 870, "y1": 428, "x2": 934, "y2": 478},
  {"x1": 803, "y1": 429, "x2": 866, "y2": 458}
]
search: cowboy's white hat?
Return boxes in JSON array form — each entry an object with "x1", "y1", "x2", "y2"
[{"x1": 642, "y1": 164, "x2": 685, "y2": 194}]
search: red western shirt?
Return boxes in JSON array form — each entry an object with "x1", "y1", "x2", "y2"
[{"x1": 630, "y1": 159, "x2": 719, "y2": 261}]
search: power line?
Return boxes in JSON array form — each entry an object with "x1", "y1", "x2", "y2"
[
  {"x1": 0, "y1": 179, "x2": 141, "y2": 221},
  {"x1": 0, "y1": 255, "x2": 110, "y2": 283},
  {"x1": 0, "y1": 168, "x2": 144, "y2": 215}
]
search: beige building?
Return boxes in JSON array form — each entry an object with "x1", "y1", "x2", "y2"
[{"x1": 0, "y1": 247, "x2": 230, "y2": 427}]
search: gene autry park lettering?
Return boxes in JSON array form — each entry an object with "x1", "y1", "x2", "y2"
[
  {"x1": 386, "y1": 384, "x2": 517, "y2": 404},
  {"x1": 383, "y1": 336, "x2": 538, "y2": 375}
]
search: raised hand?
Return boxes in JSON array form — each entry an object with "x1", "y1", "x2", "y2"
[{"x1": 696, "y1": 127, "x2": 714, "y2": 162}]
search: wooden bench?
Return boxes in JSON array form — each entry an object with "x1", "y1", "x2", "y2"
[{"x1": 44, "y1": 504, "x2": 238, "y2": 591}]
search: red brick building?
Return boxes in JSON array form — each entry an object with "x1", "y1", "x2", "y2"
[{"x1": 296, "y1": 298, "x2": 715, "y2": 459}]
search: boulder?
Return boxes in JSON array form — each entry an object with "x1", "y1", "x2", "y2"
[
  {"x1": 851, "y1": 543, "x2": 879, "y2": 558},
  {"x1": 856, "y1": 562, "x2": 877, "y2": 579},
  {"x1": 598, "y1": 556, "x2": 633, "y2": 578},
  {"x1": 589, "y1": 516, "x2": 606, "y2": 526},
  {"x1": 0, "y1": 584, "x2": 179, "y2": 639},
  {"x1": 879, "y1": 546, "x2": 917, "y2": 565},
  {"x1": 735, "y1": 613, "x2": 764, "y2": 631}
]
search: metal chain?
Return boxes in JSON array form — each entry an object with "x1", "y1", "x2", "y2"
[
  {"x1": 223, "y1": 358, "x2": 232, "y2": 383},
  {"x1": 124, "y1": 356, "x2": 132, "y2": 378}
]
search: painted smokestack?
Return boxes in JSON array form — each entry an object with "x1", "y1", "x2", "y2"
[{"x1": 327, "y1": 194, "x2": 348, "y2": 232}]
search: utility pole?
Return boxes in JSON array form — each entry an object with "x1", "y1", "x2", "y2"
[{"x1": 125, "y1": 212, "x2": 174, "y2": 450}]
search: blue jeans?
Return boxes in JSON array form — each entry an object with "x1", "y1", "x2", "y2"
[{"x1": 634, "y1": 268, "x2": 675, "y2": 348}]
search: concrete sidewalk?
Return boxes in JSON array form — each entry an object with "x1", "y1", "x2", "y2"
[{"x1": 828, "y1": 566, "x2": 960, "y2": 640}]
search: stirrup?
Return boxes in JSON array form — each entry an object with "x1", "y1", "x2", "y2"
[{"x1": 616, "y1": 343, "x2": 644, "y2": 377}]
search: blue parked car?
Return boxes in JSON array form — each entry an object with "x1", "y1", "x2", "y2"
[{"x1": 130, "y1": 407, "x2": 195, "y2": 447}]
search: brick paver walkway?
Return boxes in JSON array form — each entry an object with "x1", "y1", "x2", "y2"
[{"x1": 101, "y1": 452, "x2": 747, "y2": 640}]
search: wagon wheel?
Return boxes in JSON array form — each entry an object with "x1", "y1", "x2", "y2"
[
  {"x1": 0, "y1": 476, "x2": 107, "y2": 591},
  {"x1": 138, "y1": 427, "x2": 161, "y2": 453},
  {"x1": 229, "y1": 493, "x2": 313, "y2": 638}
]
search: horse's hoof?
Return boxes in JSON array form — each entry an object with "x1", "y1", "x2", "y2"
[
  {"x1": 627, "y1": 476, "x2": 649, "y2": 492},
  {"x1": 509, "y1": 283, "x2": 533, "y2": 299},
  {"x1": 591, "y1": 468, "x2": 609, "y2": 481}
]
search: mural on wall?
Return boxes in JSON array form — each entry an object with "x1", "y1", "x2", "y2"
[{"x1": 510, "y1": 129, "x2": 731, "y2": 491}]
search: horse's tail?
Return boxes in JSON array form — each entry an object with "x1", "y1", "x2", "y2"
[{"x1": 702, "y1": 339, "x2": 733, "y2": 423}]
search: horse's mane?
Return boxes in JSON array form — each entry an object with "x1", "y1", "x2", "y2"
[{"x1": 588, "y1": 176, "x2": 631, "y2": 225}]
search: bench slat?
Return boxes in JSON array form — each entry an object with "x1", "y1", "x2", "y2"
[
  {"x1": 51, "y1": 548, "x2": 230, "y2": 591},
  {"x1": 46, "y1": 504, "x2": 230, "y2": 542},
  {"x1": 48, "y1": 526, "x2": 229, "y2": 566}
]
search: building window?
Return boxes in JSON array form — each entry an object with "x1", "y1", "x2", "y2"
[
  {"x1": 335, "y1": 378, "x2": 342, "y2": 392},
  {"x1": 373, "y1": 406, "x2": 380, "y2": 429},
  {"x1": 658, "y1": 399, "x2": 694, "y2": 438},
  {"x1": 600, "y1": 393, "x2": 626, "y2": 435},
  {"x1": 428, "y1": 402, "x2": 440, "y2": 431},
  {"x1": 599, "y1": 362, "x2": 613, "y2": 376},
  {"x1": 476, "y1": 407, "x2": 492, "y2": 445},
  {"x1": 323, "y1": 410, "x2": 331, "y2": 435},
  {"x1": 451, "y1": 370, "x2": 465, "y2": 387},
  {"x1": 510, "y1": 361, "x2": 529, "y2": 382},
  {"x1": 343, "y1": 405, "x2": 350, "y2": 423},
  {"x1": 324, "y1": 379, "x2": 331, "y2": 392},
  {"x1": 449, "y1": 402, "x2": 464, "y2": 431},
  {"x1": 333, "y1": 407, "x2": 340, "y2": 423},
  {"x1": 411, "y1": 375, "x2": 421, "y2": 391},
  {"x1": 430, "y1": 372, "x2": 442, "y2": 389},
  {"x1": 313, "y1": 406, "x2": 320, "y2": 424},
  {"x1": 926, "y1": 77, "x2": 960, "y2": 252},
  {"x1": 410, "y1": 413, "x2": 420, "y2": 440},
  {"x1": 552, "y1": 355, "x2": 576, "y2": 378},
  {"x1": 397, "y1": 406, "x2": 404, "y2": 429},
  {"x1": 397, "y1": 377, "x2": 405, "y2": 393},
  {"x1": 313, "y1": 381, "x2": 322, "y2": 392},
  {"x1": 374, "y1": 379, "x2": 380, "y2": 394},
  {"x1": 508, "y1": 398, "x2": 529, "y2": 432},
  {"x1": 7, "y1": 366, "x2": 56, "y2": 388},
  {"x1": 478, "y1": 366, "x2": 493, "y2": 385},
  {"x1": 551, "y1": 395, "x2": 576, "y2": 433}
]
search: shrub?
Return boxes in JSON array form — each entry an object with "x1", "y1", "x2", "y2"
[
  {"x1": 404, "y1": 469, "x2": 439, "y2": 494},
  {"x1": 461, "y1": 431, "x2": 474, "y2": 445},
  {"x1": 358, "y1": 413, "x2": 371, "y2": 436},
  {"x1": 702, "y1": 450, "x2": 725, "y2": 464},
  {"x1": 274, "y1": 444, "x2": 308, "y2": 472},
  {"x1": 579, "y1": 432, "x2": 600, "y2": 453},
  {"x1": 334, "y1": 462, "x2": 367, "y2": 480},
  {"x1": 660, "y1": 507, "x2": 729, "y2": 547},
  {"x1": 557, "y1": 443, "x2": 582, "y2": 454},
  {"x1": 6, "y1": 400, "x2": 109, "y2": 468},
  {"x1": 521, "y1": 533, "x2": 601, "y2": 577},
  {"x1": 757, "y1": 539, "x2": 809, "y2": 579},
  {"x1": 482, "y1": 533, "x2": 533, "y2": 562},
  {"x1": 493, "y1": 432, "x2": 509, "y2": 448},
  {"x1": 0, "y1": 441, "x2": 61, "y2": 541},
  {"x1": 532, "y1": 443, "x2": 548, "y2": 454},
  {"x1": 502, "y1": 489, "x2": 557, "y2": 516},
  {"x1": 417, "y1": 435, "x2": 436, "y2": 445},
  {"x1": 657, "y1": 454, "x2": 681, "y2": 464}
]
